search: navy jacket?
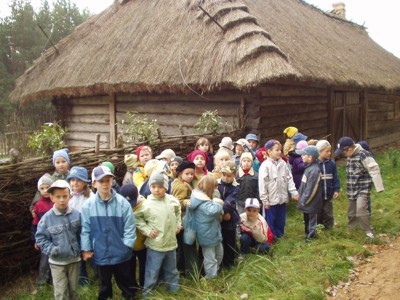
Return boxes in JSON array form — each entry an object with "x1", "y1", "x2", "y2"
[
  {"x1": 297, "y1": 162, "x2": 323, "y2": 214},
  {"x1": 318, "y1": 159, "x2": 340, "y2": 200},
  {"x1": 217, "y1": 179, "x2": 240, "y2": 230}
]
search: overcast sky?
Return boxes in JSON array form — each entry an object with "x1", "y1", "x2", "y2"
[{"x1": 0, "y1": 0, "x2": 399, "y2": 58}]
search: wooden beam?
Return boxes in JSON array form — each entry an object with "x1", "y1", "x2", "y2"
[
  {"x1": 109, "y1": 93, "x2": 117, "y2": 149},
  {"x1": 362, "y1": 91, "x2": 368, "y2": 140}
]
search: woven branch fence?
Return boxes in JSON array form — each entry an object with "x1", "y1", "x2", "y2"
[{"x1": 0, "y1": 130, "x2": 241, "y2": 286}]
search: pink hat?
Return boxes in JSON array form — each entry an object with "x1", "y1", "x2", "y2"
[
  {"x1": 296, "y1": 140, "x2": 308, "y2": 151},
  {"x1": 187, "y1": 150, "x2": 209, "y2": 163}
]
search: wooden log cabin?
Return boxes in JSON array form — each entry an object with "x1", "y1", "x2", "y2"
[{"x1": 11, "y1": 0, "x2": 400, "y2": 150}]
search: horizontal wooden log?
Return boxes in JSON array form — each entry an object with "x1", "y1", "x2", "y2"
[
  {"x1": 259, "y1": 96, "x2": 328, "y2": 106},
  {"x1": 368, "y1": 132, "x2": 400, "y2": 148},
  {"x1": 67, "y1": 96, "x2": 110, "y2": 105},
  {"x1": 69, "y1": 105, "x2": 109, "y2": 116},
  {"x1": 66, "y1": 122, "x2": 110, "y2": 133},
  {"x1": 368, "y1": 101, "x2": 395, "y2": 111},
  {"x1": 66, "y1": 132, "x2": 109, "y2": 143},
  {"x1": 368, "y1": 93, "x2": 400, "y2": 103},
  {"x1": 259, "y1": 85, "x2": 327, "y2": 97},
  {"x1": 259, "y1": 111, "x2": 328, "y2": 126},
  {"x1": 116, "y1": 93, "x2": 251, "y2": 103},
  {"x1": 63, "y1": 114, "x2": 110, "y2": 124},
  {"x1": 258, "y1": 103, "x2": 327, "y2": 117},
  {"x1": 368, "y1": 111, "x2": 394, "y2": 121}
]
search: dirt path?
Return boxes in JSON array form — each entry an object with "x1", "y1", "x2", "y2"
[{"x1": 327, "y1": 236, "x2": 400, "y2": 300}]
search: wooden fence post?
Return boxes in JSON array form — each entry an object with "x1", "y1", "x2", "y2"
[{"x1": 95, "y1": 134, "x2": 100, "y2": 153}]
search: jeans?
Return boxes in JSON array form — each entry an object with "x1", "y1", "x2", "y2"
[
  {"x1": 240, "y1": 234, "x2": 269, "y2": 254},
  {"x1": 221, "y1": 228, "x2": 237, "y2": 268},
  {"x1": 36, "y1": 252, "x2": 51, "y2": 286},
  {"x1": 265, "y1": 203, "x2": 286, "y2": 237},
  {"x1": 202, "y1": 243, "x2": 223, "y2": 279},
  {"x1": 49, "y1": 262, "x2": 79, "y2": 300},
  {"x1": 143, "y1": 249, "x2": 179, "y2": 296}
]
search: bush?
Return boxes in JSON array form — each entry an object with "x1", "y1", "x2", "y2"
[
  {"x1": 194, "y1": 110, "x2": 224, "y2": 134},
  {"x1": 122, "y1": 111, "x2": 159, "y2": 145},
  {"x1": 28, "y1": 122, "x2": 67, "y2": 155}
]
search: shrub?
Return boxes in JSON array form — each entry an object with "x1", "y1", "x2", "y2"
[
  {"x1": 122, "y1": 111, "x2": 159, "y2": 145},
  {"x1": 28, "y1": 122, "x2": 67, "y2": 155},
  {"x1": 195, "y1": 110, "x2": 224, "y2": 134}
]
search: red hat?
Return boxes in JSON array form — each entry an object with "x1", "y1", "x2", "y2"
[
  {"x1": 256, "y1": 147, "x2": 268, "y2": 164},
  {"x1": 187, "y1": 150, "x2": 209, "y2": 164}
]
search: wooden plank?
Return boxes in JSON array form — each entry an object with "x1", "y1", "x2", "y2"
[
  {"x1": 369, "y1": 132, "x2": 400, "y2": 148},
  {"x1": 259, "y1": 85, "x2": 327, "y2": 97},
  {"x1": 63, "y1": 114, "x2": 110, "y2": 124},
  {"x1": 361, "y1": 91, "x2": 368, "y2": 140},
  {"x1": 258, "y1": 96, "x2": 327, "y2": 106},
  {"x1": 259, "y1": 111, "x2": 328, "y2": 126},
  {"x1": 109, "y1": 94, "x2": 117, "y2": 149},
  {"x1": 368, "y1": 101, "x2": 395, "y2": 111},
  {"x1": 368, "y1": 120, "x2": 400, "y2": 131},
  {"x1": 257, "y1": 104, "x2": 327, "y2": 117},
  {"x1": 66, "y1": 132, "x2": 109, "y2": 143},
  {"x1": 116, "y1": 93, "x2": 246, "y2": 103},
  {"x1": 70, "y1": 105, "x2": 109, "y2": 115},
  {"x1": 68, "y1": 97, "x2": 109, "y2": 106},
  {"x1": 368, "y1": 111, "x2": 394, "y2": 121},
  {"x1": 66, "y1": 122, "x2": 110, "y2": 133},
  {"x1": 67, "y1": 139, "x2": 109, "y2": 150}
]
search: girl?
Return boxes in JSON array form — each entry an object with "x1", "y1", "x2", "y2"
[
  {"x1": 189, "y1": 174, "x2": 224, "y2": 279},
  {"x1": 289, "y1": 140, "x2": 308, "y2": 189},
  {"x1": 212, "y1": 150, "x2": 232, "y2": 180},
  {"x1": 233, "y1": 139, "x2": 251, "y2": 167},
  {"x1": 66, "y1": 166, "x2": 94, "y2": 286},
  {"x1": 169, "y1": 156, "x2": 183, "y2": 179},
  {"x1": 187, "y1": 150, "x2": 208, "y2": 188},
  {"x1": 133, "y1": 146, "x2": 153, "y2": 187},
  {"x1": 195, "y1": 137, "x2": 214, "y2": 172}
]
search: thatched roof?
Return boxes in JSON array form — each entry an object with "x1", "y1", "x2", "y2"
[{"x1": 11, "y1": 0, "x2": 400, "y2": 103}]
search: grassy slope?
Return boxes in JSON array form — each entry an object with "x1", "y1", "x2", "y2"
[{"x1": 5, "y1": 151, "x2": 400, "y2": 300}]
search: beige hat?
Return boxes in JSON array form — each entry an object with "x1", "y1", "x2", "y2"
[
  {"x1": 156, "y1": 149, "x2": 176, "y2": 161},
  {"x1": 316, "y1": 140, "x2": 331, "y2": 151}
]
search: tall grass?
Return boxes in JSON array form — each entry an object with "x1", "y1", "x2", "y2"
[{"x1": 3, "y1": 153, "x2": 399, "y2": 299}]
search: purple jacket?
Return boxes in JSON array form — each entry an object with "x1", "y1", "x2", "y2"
[{"x1": 289, "y1": 152, "x2": 305, "y2": 189}]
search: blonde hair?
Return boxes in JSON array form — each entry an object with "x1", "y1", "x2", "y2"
[
  {"x1": 195, "y1": 137, "x2": 213, "y2": 153},
  {"x1": 197, "y1": 174, "x2": 218, "y2": 199},
  {"x1": 214, "y1": 150, "x2": 231, "y2": 168}
]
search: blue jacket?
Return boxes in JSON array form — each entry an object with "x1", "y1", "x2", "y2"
[
  {"x1": 297, "y1": 162, "x2": 323, "y2": 214},
  {"x1": 189, "y1": 189, "x2": 223, "y2": 247},
  {"x1": 81, "y1": 190, "x2": 136, "y2": 265},
  {"x1": 318, "y1": 159, "x2": 340, "y2": 200},
  {"x1": 217, "y1": 179, "x2": 240, "y2": 230},
  {"x1": 35, "y1": 207, "x2": 81, "y2": 264}
]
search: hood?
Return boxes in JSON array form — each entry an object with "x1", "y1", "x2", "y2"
[{"x1": 190, "y1": 189, "x2": 211, "y2": 210}]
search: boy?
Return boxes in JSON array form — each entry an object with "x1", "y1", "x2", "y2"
[
  {"x1": 35, "y1": 180, "x2": 81, "y2": 300},
  {"x1": 259, "y1": 140, "x2": 299, "y2": 238},
  {"x1": 245, "y1": 133, "x2": 259, "y2": 155},
  {"x1": 316, "y1": 140, "x2": 340, "y2": 229},
  {"x1": 81, "y1": 166, "x2": 136, "y2": 299},
  {"x1": 335, "y1": 137, "x2": 384, "y2": 238},
  {"x1": 218, "y1": 161, "x2": 240, "y2": 268},
  {"x1": 296, "y1": 146, "x2": 323, "y2": 241},
  {"x1": 239, "y1": 198, "x2": 271, "y2": 254},
  {"x1": 134, "y1": 172, "x2": 181, "y2": 296},
  {"x1": 236, "y1": 152, "x2": 259, "y2": 215}
]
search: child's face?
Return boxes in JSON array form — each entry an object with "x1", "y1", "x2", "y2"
[
  {"x1": 319, "y1": 146, "x2": 332, "y2": 161},
  {"x1": 198, "y1": 143, "x2": 209, "y2": 153},
  {"x1": 245, "y1": 207, "x2": 259, "y2": 221},
  {"x1": 54, "y1": 157, "x2": 69, "y2": 174},
  {"x1": 241, "y1": 158, "x2": 252, "y2": 171},
  {"x1": 268, "y1": 144, "x2": 282, "y2": 160},
  {"x1": 50, "y1": 188, "x2": 71, "y2": 210},
  {"x1": 169, "y1": 161, "x2": 180, "y2": 172},
  {"x1": 93, "y1": 176, "x2": 113, "y2": 197},
  {"x1": 217, "y1": 156, "x2": 230, "y2": 167},
  {"x1": 180, "y1": 168, "x2": 195, "y2": 183},
  {"x1": 139, "y1": 150, "x2": 152, "y2": 164},
  {"x1": 69, "y1": 178, "x2": 86, "y2": 193},
  {"x1": 235, "y1": 145, "x2": 244, "y2": 156},
  {"x1": 221, "y1": 172, "x2": 235, "y2": 184},
  {"x1": 193, "y1": 155, "x2": 206, "y2": 169},
  {"x1": 248, "y1": 140, "x2": 258, "y2": 149},
  {"x1": 150, "y1": 184, "x2": 166, "y2": 198},
  {"x1": 301, "y1": 154, "x2": 313, "y2": 164},
  {"x1": 39, "y1": 184, "x2": 50, "y2": 198},
  {"x1": 342, "y1": 147, "x2": 354, "y2": 158}
]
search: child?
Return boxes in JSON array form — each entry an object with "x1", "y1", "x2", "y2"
[
  {"x1": 134, "y1": 172, "x2": 181, "y2": 296},
  {"x1": 189, "y1": 174, "x2": 224, "y2": 279},
  {"x1": 66, "y1": 166, "x2": 94, "y2": 286},
  {"x1": 35, "y1": 180, "x2": 81, "y2": 300},
  {"x1": 239, "y1": 198, "x2": 271, "y2": 254},
  {"x1": 259, "y1": 140, "x2": 299, "y2": 238},
  {"x1": 218, "y1": 137, "x2": 234, "y2": 157},
  {"x1": 156, "y1": 149, "x2": 176, "y2": 164},
  {"x1": 295, "y1": 146, "x2": 323, "y2": 241},
  {"x1": 195, "y1": 137, "x2": 214, "y2": 172},
  {"x1": 32, "y1": 173, "x2": 54, "y2": 286},
  {"x1": 123, "y1": 154, "x2": 139, "y2": 185},
  {"x1": 120, "y1": 184, "x2": 147, "y2": 289},
  {"x1": 316, "y1": 140, "x2": 340, "y2": 229},
  {"x1": 236, "y1": 152, "x2": 259, "y2": 214},
  {"x1": 139, "y1": 159, "x2": 170, "y2": 197},
  {"x1": 233, "y1": 138, "x2": 251, "y2": 167},
  {"x1": 283, "y1": 126, "x2": 298, "y2": 157},
  {"x1": 335, "y1": 137, "x2": 384, "y2": 238},
  {"x1": 212, "y1": 150, "x2": 232, "y2": 180},
  {"x1": 218, "y1": 161, "x2": 240, "y2": 269},
  {"x1": 187, "y1": 150, "x2": 209, "y2": 188},
  {"x1": 81, "y1": 166, "x2": 136, "y2": 299},
  {"x1": 289, "y1": 140, "x2": 308, "y2": 189},
  {"x1": 245, "y1": 133, "x2": 259, "y2": 155},
  {"x1": 169, "y1": 156, "x2": 183, "y2": 179},
  {"x1": 293, "y1": 132, "x2": 308, "y2": 147},
  {"x1": 171, "y1": 161, "x2": 196, "y2": 276},
  {"x1": 101, "y1": 161, "x2": 121, "y2": 192},
  {"x1": 133, "y1": 145, "x2": 153, "y2": 187}
]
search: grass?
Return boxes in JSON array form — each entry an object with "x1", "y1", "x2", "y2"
[{"x1": 3, "y1": 150, "x2": 400, "y2": 299}]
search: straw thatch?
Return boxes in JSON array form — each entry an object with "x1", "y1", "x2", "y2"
[{"x1": 11, "y1": 0, "x2": 400, "y2": 104}]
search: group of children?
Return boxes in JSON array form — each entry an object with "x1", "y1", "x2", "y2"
[{"x1": 31, "y1": 127, "x2": 384, "y2": 299}]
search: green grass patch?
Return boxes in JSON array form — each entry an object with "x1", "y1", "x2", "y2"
[{"x1": 5, "y1": 153, "x2": 399, "y2": 299}]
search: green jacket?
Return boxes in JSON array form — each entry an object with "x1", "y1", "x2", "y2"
[{"x1": 134, "y1": 193, "x2": 181, "y2": 251}]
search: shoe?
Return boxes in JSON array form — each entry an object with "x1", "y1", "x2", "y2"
[{"x1": 366, "y1": 232, "x2": 374, "y2": 238}]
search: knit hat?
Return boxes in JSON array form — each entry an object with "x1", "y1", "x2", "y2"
[
  {"x1": 124, "y1": 154, "x2": 139, "y2": 169},
  {"x1": 187, "y1": 150, "x2": 209, "y2": 164},
  {"x1": 265, "y1": 139, "x2": 280, "y2": 150},
  {"x1": 335, "y1": 136, "x2": 355, "y2": 155},
  {"x1": 135, "y1": 145, "x2": 152, "y2": 157},
  {"x1": 296, "y1": 145, "x2": 319, "y2": 159},
  {"x1": 47, "y1": 180, "x2": 72, "y2": 195},
  {"x1": 91, "y1": 165, "x2": 115, "y2": 182},
  {"x1": 144, "y1": 159, "x2": 162, "y2": 177},
  {"x1": 176, "y1": 161, "x2": 195, "y2": 175},
  {"x1": 240, "y1": 152, "x2": 253, "y2": 163},
  {"x1": 148, "y1": 172, "x2": 169, "y2": 190},
  {"x1": 293, "y1": 133, "x2": 308, "y2": 146},
  {"x1": 245, "y1": 133, "x2": 259, "y2": 142},
  {"x1": 66, "y1": 166, "x2": 90, "y2": 183},
  {"x1": 52, "y1": 148, "x2": 70, "y2": 166},
  {"x1": 120, "y1": 184, "x2": 139, "y2": 208},
  {"x1": 283, "y1": 126, "x2": 298, "y2": 138},
  {"x1": 37, "y1": 173, "x2": 54, "y2": 191},
  {"x1": 220, "y1": 161, "x2": 237, "y2": 174},
  {"x1": 295, "y1": 140, "x2": 308, "y2": 151},
  {"x1": 156, "y1": 149, "x2": 176, "y2": 161},
  {"x1": 316, "y1": 140, "x2": 331, "y2": 152},
  {"x1": 245, "y1": 198, "x2": 260, "y2": 209},
  {"x1": 170, "y1": 156, "x2": 183, "y2": 165},
  {"x1": 219, "y1": 137, "x2": 234, "y2": 151},
  {"x1": 101, "y1": 161, "x2": 115, "y2": 174}
]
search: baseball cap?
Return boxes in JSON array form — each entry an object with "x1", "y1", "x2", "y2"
[
  {"x1": 245, "y1": 198, "x2": 260, "y2": 209},
  {"x1": 91, "y1": 165, "x2": 115, "y2": 182},
  {"x1": 47, "y1": 180, "x2": 72, "y2": 194},
  {"x1": 334, "y1": 137, "x2": 355, "y2": 155},
  {"x1": 295, "y1": 145, "x2": 319, "y2": 159}
]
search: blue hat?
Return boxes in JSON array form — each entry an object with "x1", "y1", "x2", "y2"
[
  {"x1": 52, "y1": 148, "x2": 70, "y2": 165},
  {"x1": 264, "y1": 139, "x2": 280, "y2": 150},
  {"x1": 296, "y1": 145, "x2": 319, "y2": 159},
  {"x1": 293, "y1": 133, "x2": 308, "y2": 146},
  {"x1": 245, "y1": 133, "x2": 259, "y2": 142},
  {"x1": 91, "y1": 165, "x2": 115, "y2": 182},
  {"x1": 120, "y1": 184, "x2": 139, "y2": 208},
  {"x1": 66, "y1": 166, "x2": 90, "y2": 183},
  {"x1": 334, "y1": 136, "x2": 355, "y2": 155}
]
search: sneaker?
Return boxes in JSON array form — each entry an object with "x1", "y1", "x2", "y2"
[{"x1": 366, "y1": 232, "x2": 374, "y2": 238}]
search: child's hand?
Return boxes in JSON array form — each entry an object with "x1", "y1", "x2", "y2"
[
  {"x1": 34, "y1": 243, "x2": 39, "y2": 251},
  {"x1": 292, "y1": 194, "x2": 299, "y2": 201},
  {"x1": 176, "y1": 226, "x2": 182, "y2": 234},
  {"x1": 82, "y1": 251, "x2": 94, "y2": 261},
  {"x1": 31, "y1": 210, "x2": 36, "y2": 219},
  {"x1": 264, "y1": 204, "x2": 270, "y2": 210},
  {"x1": 223, "y1": 213, "x2": 231, "y2": 221},
  {"x1": 333, "y1": 192, "x2": 340, "y2": 199},
  {"x1": 148, "y1": 230, "x2": 158, "y2": 238}
]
